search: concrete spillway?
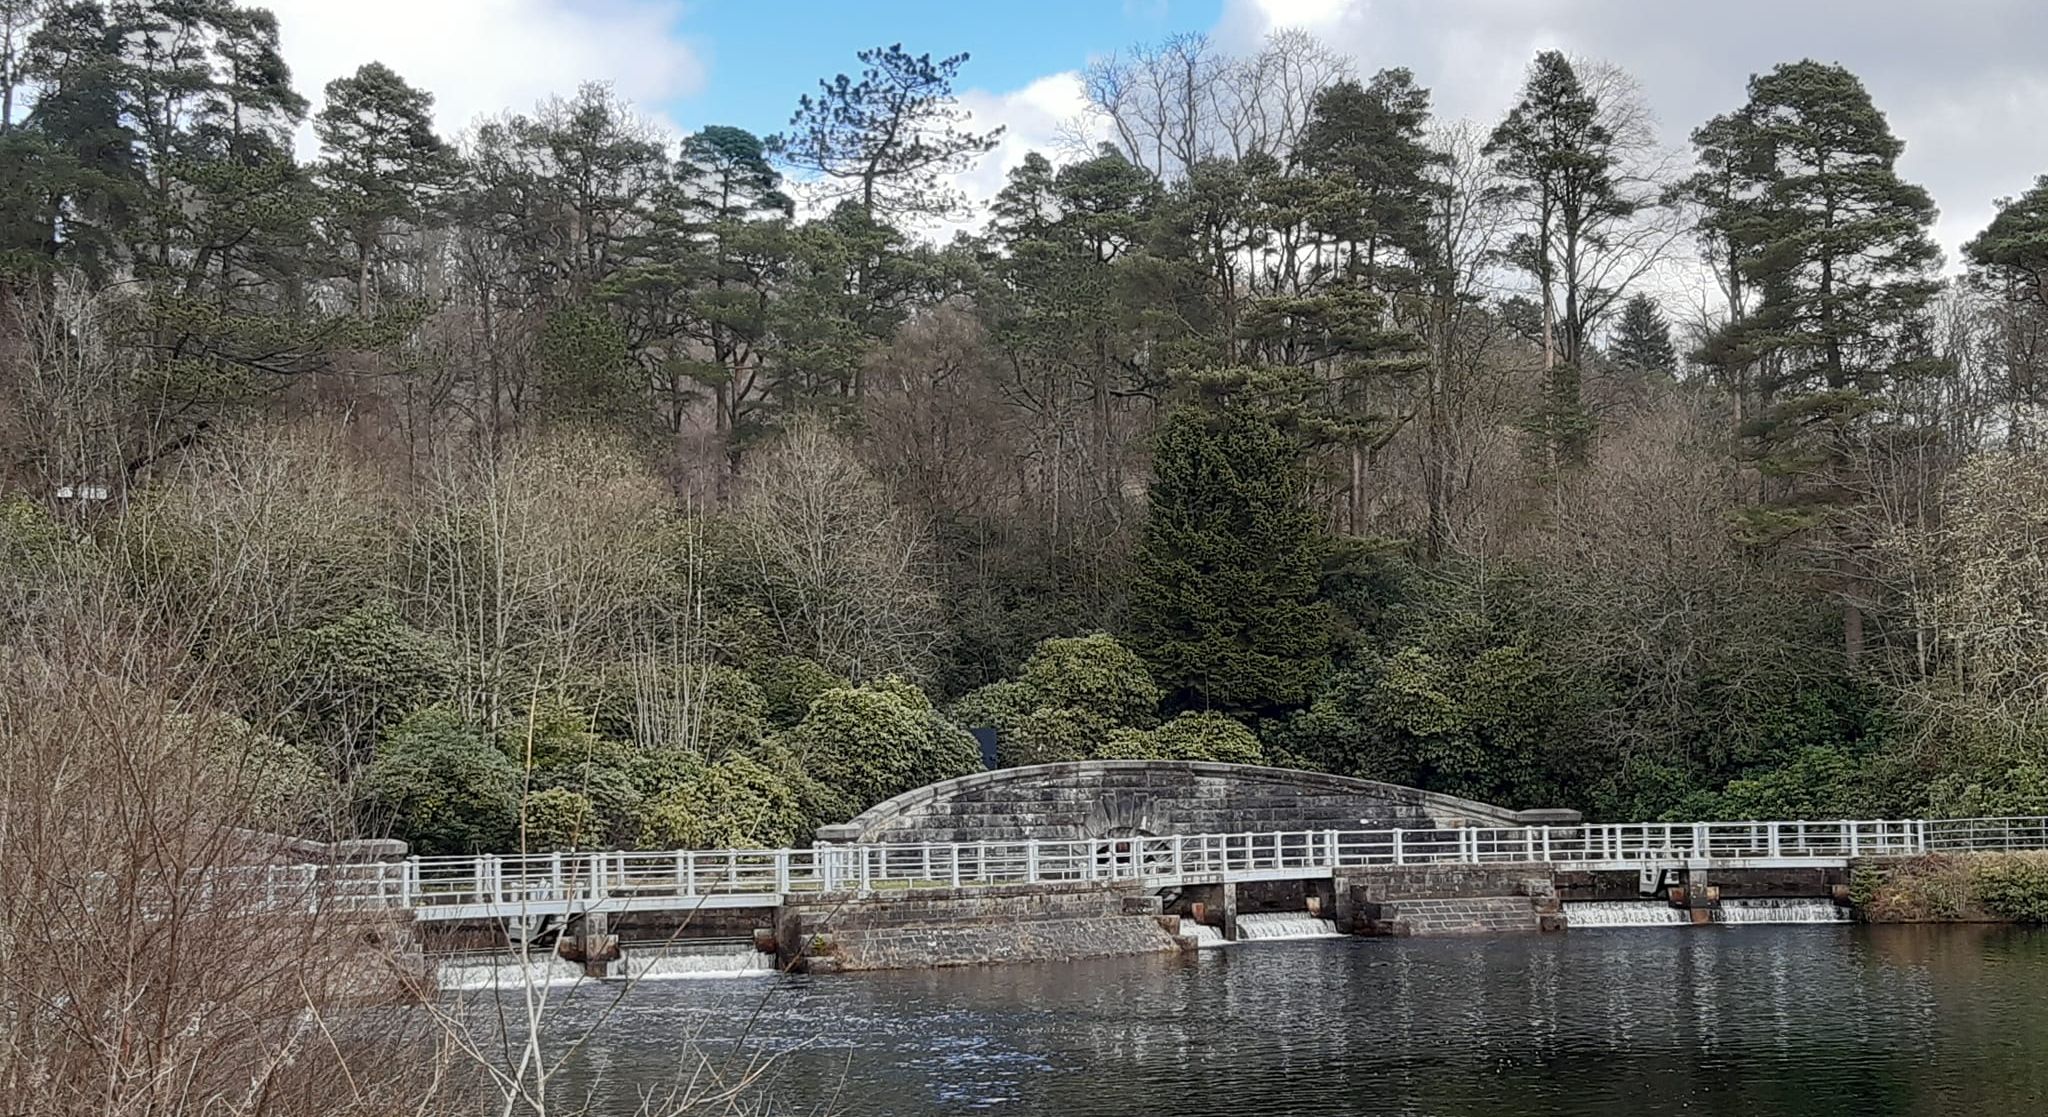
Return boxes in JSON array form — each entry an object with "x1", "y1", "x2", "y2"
[
  {"x1": 1714, "y1": 898, "x2": 1848, "y2": 924},
  {"x1": 1565, "y1": 898, "x2": 1848, "y2": 928},
  {"x1": 619, "y1": 941, "x2": 777, "y2": 980},
  {"x1": 1233, "y1": 912, "x2": 1344, "y2": 941}
]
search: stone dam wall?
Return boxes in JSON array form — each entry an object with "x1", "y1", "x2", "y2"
[
  {"x1": 776, "y1": 882, "x2": 1180, "y2": 973},
  {"x1": 820, "y1": 760, "x2": 1573, "y2": 846}
]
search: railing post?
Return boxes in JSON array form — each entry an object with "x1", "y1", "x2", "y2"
[
  {"x1": 1768, "y1": 822, "x2": 1781, "y2": 859},
  {"x1": 1541, "y1": 826, "x2": 1551, "y2": 862},
  {"x1": 1172, "y1": 835, "x2": 1185, "y2": 878},
  {"x1": 683, "y1": 851, "x2": 696, "y2": 896},
  {"x1": 399, "y1": 859, "x2": 414, "y2": 907},
  {"x1": 1026, "y1": 839, "x2": 1040, "y2": 882},
  {"x1": 776, "y1": 850, "x2": 791, "y2": 894},
  {"x1": 858, "y1": 846, "x2": 872, "y2": 891},
  {"x1": 950, "y1": 844, "x2": 962, "y2": 888},
  {"x1": 1392, "y1": 829, "x2": 1405, "y2": 866},
  {"x1": 1849, "y1": 822, "x2": 1861, "y2": 859}
]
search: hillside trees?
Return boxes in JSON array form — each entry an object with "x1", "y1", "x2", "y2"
[
  {"x1": 1127, "y1": 369, "x2": 1335, "y2": 715},
  {"x1": 1693, "y1": 60, "x2": 1946, "y2": 666}
]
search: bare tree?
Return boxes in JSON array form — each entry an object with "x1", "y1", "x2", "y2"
[{"x1": 733, "y1": 419, "x2": 942, "y2": 680}]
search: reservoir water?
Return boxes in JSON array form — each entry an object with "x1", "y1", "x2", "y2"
[{"x1": 502, "y1": 925, "x2": 2048, "y2": 1115}]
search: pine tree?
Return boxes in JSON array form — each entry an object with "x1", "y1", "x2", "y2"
[
  {"x1": 1126, "y1": 368, "x2": 1335, "y2": 715},
  {"x1": 313, "y1": 62, "x2": 458, "y2": 316},
  {"x1": 1486, "y1": 51, "x2": 1642, "y2": 468},
  {"x1": 772, "y1": 44, "x2": 1002, "y2": 222},
  {"x1": 1963, "y1": 175, "x2": 2048, "y2": 443},
  {"x1": 1708, "y1": 60, "x2": 1945, "y2": 665},
  {"x1": 1610, "y1": 293, "x2": 1676, "y2": 379}
]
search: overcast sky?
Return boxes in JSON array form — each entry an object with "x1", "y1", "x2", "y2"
[{"x1": 261, "y1": 0, "x2": 2048, "y2": 273}]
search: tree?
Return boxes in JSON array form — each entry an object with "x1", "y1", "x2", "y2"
[
  {"x1": 1610, "y1": 293, "x2": 1676, "y2": 379},
  {"x1": 312, "y1": 62, "x2": 457, "y2": 317},
  {"x1": 1703, "y1": 60, "x2": 1946, "y2": 665},
  {"x1": 772, "y1": 44, "x2": 1001, "y2": 221},
  {"x1": 730, "y1": 420, "x2": 943, "y2": 680},
  {"x1": 1126, "y1": 370, "x2": 1335, "y2": 714},
  {"x1": 1487, "y1": 51, "x2": 1664, "y2": 467},
  {"x1": 1963, "y1": 175, "x2": 2048, "y2": 445}
]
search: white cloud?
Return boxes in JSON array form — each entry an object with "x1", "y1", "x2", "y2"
[
  {"x1": 1217, "y1": 0, "x2": 2048, "y2": 266},
  {"x1": 267, "y1": 0, "x2": 705, "y2": 157},
  {"x1": 919, "y1": 71, "x2": 1107, "y2": 241}
]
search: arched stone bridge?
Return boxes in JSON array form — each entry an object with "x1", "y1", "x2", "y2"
[{"x1": 814, "y1": 759, "x2": 1581, "y2": 845}]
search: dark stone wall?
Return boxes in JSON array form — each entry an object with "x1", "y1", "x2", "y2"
[
  {"x1": 818, "y1": 761, "x2": 1565, "y2": 845},
  {"x1": 777, "y1": 882, "x2": 1179, "y2": 971}
]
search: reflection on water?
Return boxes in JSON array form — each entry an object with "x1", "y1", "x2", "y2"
[{"x1": 502, "y1": 925, "x2": 2048, "y2": 1116}]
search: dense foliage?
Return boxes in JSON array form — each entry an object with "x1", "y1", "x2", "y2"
[{"x1": 5, "y1": 7, "x2": 2047, "y2": 853}]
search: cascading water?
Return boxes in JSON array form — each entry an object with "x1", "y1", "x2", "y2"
[
  {"x1": 1178, "y1": 919, "x2": 1227, "y2": 948},
  {"x1": 1714, "y1": 898, "x2": 1849, "y2": 924},
  {"x1": 1566, "y1": 898, "x2": 1850, "y2": 928},
  {"x1": 1564, "y1": 901, "x2": 1693, "y2": 928},
  {"x1": 1232, "y1": 912, "x2": 1344, "y2": 941},
  {"x1": 620, "y1": 941, "x2": 777, "y2": 980},
  {"x1": 434, "y1": 954, "x2": 588, "y2": 992}
]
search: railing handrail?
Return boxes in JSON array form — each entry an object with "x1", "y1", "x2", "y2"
[{"x1": 302, "y1": 816, "x2": 2048, "y2": 921}]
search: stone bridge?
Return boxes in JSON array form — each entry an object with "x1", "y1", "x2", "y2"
[{"x1": 814, "y1": 760, "x2": 1580, "y2": 845}]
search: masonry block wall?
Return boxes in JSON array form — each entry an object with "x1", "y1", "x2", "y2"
[
  {"x1": 776, "y1": 882, "x2": 1180, "y2": 972},
  {"x1": 819, "y1": 761, "x2": 1561, "y2": 846}
]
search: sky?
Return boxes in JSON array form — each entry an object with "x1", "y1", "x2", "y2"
[{"x1": 262, "y1": 0, "x2": 2048, "y2": 272}]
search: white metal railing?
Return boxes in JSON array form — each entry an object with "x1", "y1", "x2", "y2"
[{"x1": 288, "y1": 816, "x2": 2048, "y2": 920}]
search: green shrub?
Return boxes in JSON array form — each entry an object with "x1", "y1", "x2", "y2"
[
  {"x1": 190, "y1": 714, "x2": 337, "y2": 830},
  {"x1": 1926, "y1": 763, "x2": 2048, "y2": 819},
  {"x1": 635, "y1": 754, "x2": 806, "y2": 848},
  {"x1": 501, "y1": 696, "x2": 615, "y2": 769},
  {"x1": 947, "y1": 679, "x2": 1040, "y2": 735},
  {"x1": 784, "y1": 681, "x2": 982, "y2": 808},
  {"x1": 356, "y1": 707, "x2": 521, "y2": 854},
  {"x1": 535, "y1": 759, "x2": 644, "y2": 846},
  {"x1": 755, "y1": 656, "x2": 848, "y2": 728},
  {"x1": 1095, "y1": 726, "x2": 1171, "y2": 760},
  {"x1": 1020, "y1": 634, "x2": 1161, "y2": 727},
  {"x1": 1146, "y1": 711, "x2": 1265, "y2": 764},
  {"x1": 1005, "y1": 706, "x2": 1109, "y2": 766},
  {"x1": 1970, "y1": 853, "x2": 2048, "y2": 922},
  {"x1": 1096, "y1": 711, "x2": 1265, "y2": 764},
  {"x1": 521, "y1": 787, "x2": 597, "y2": 851},
  {"x1": 261, "y1": 599, "x2": 452, "y2": 770}
]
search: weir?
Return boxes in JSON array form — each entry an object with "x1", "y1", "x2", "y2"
[{"x1": 301, "y1": 765, "x2": 2048, "y2": 977}]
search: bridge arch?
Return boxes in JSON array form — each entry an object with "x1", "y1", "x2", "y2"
[{"x1": 815, "y1": 760, "x2": 1579, "y2": 845}]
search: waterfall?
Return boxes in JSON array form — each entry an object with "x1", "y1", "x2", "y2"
[
  {"x1": 1714, "y1": 898, "x2": 1849, "y2": 924},
  {"x1": 1566, "y1": 898, "x2": 1850, "y2": 929},
  {"x1": 1178, "y1": 919, "x2": 1227, "y2": 948},
  {"x1": 1233, "y1": 912, "x2": 1343, "y2": 941},
  {"x1": 435, "y1": 954, "x2": 588, "y2": 992},
  {"x1": 619, "y1": 941, "x2": 777, "y2": 980},
  {"x1": 1564, "y1": 901, "x2": 1692, "y2": 928}
]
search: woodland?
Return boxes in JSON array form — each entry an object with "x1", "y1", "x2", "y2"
[{"x1": 6, "y1": 2, "x2": 2048, "y2": 861}]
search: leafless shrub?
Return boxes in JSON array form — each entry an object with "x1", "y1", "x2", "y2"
[{"x1": 0, "y1": 600, "x2": 463, "y2": 1117}]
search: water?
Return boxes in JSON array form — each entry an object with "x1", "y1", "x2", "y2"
[
  {"x1": 495, "y1": 925, "x2": 2048, "y2": 1115},
  {"x1": 1178, "y1": 918, "x2": 1226, "y2": 947},
  {"x1": 436, "y1": 942, "x2": 775, "y2": 990},
  {"x1": 1233, "y1": 911, "x2": 1344, "y2": 940},
  {"x1": 618, "y1": 941, "x2": 776, "y2": 981},
  {"x1": 435, "y1": 954, "x2": 586, "y2": 992},
  {"x1": 1566, "y1": 900, "x2": 1693, "y2": 927},
  {"x1": 1567, "y1": 900, "x2": 1850, "y2": 928},
  {"x1": 1717, "y1": 898, "x2": 1850, "y2": 924}
]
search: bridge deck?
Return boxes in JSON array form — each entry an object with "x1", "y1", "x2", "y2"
[{"x1": 286, "y1": 817, "x2": 2048, "y2": 923}]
